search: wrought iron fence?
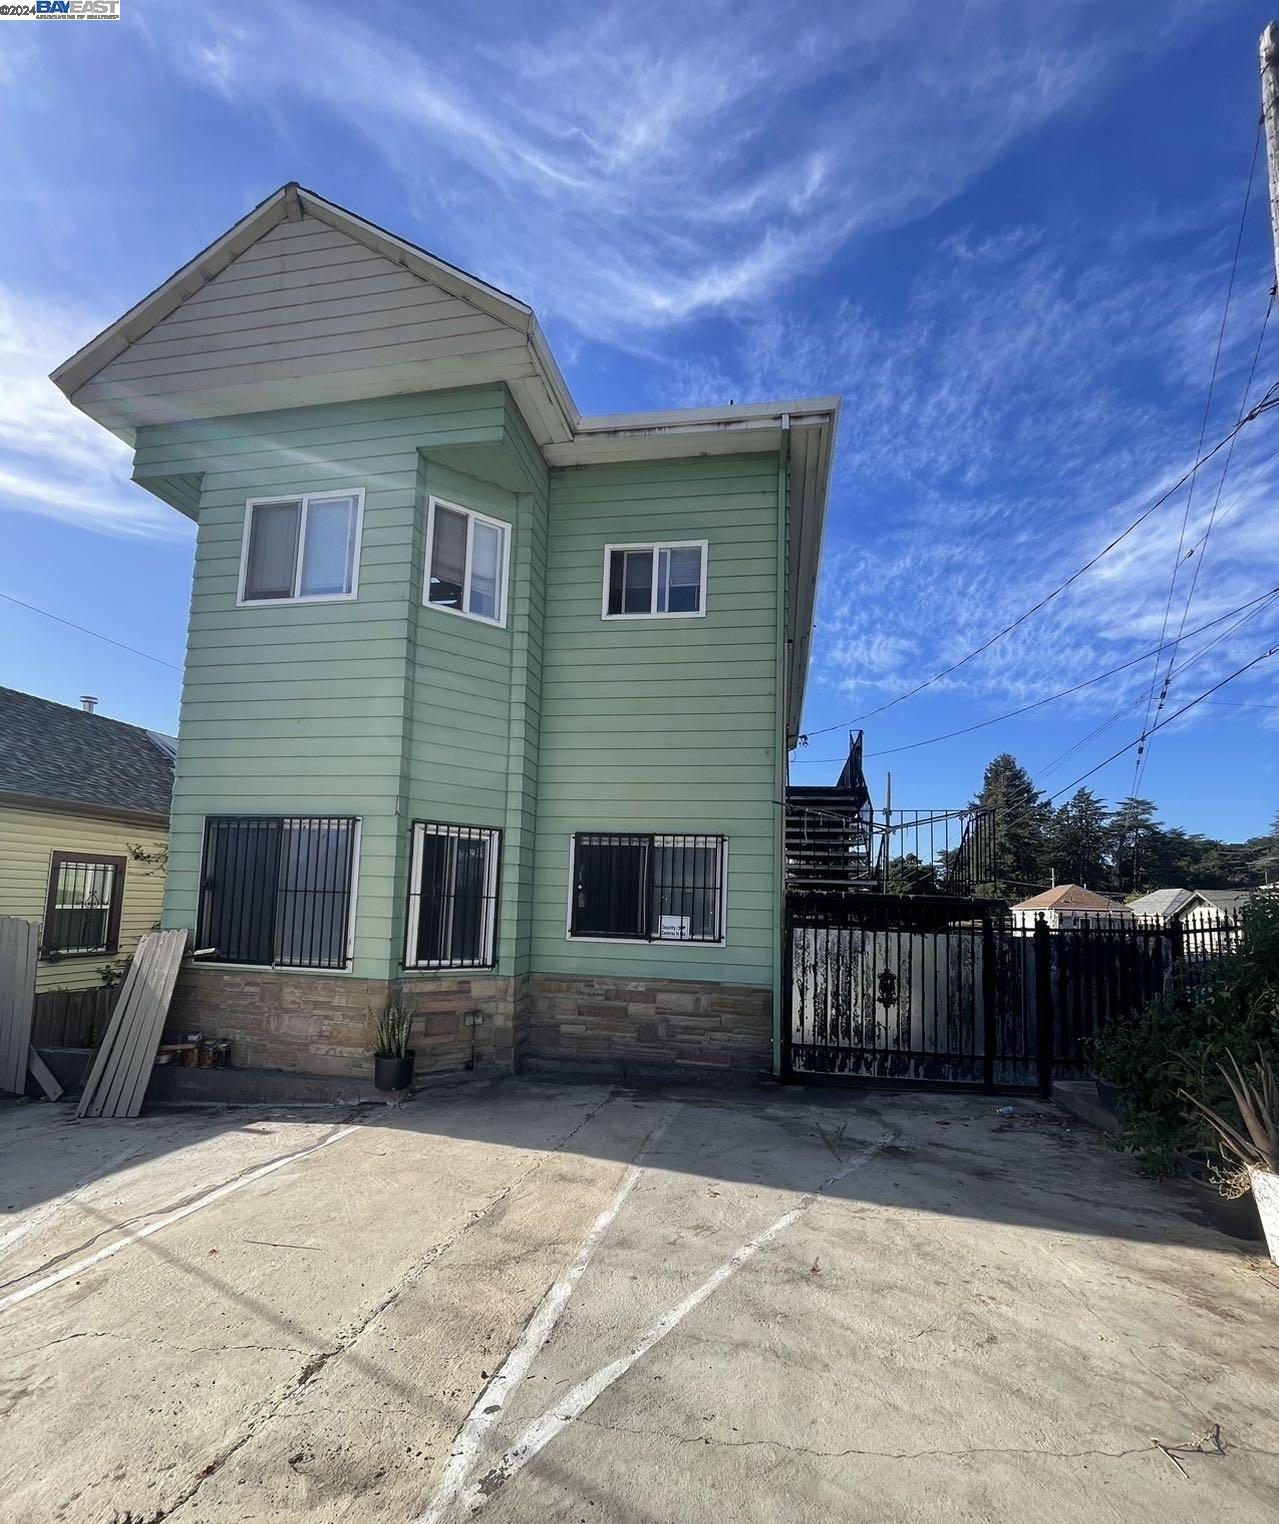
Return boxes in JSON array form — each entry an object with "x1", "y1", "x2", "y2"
[{"x1": 786, "y1": 896, "x2": 1256, "y2": 1093}]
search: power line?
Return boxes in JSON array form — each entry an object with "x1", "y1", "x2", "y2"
[
  {"x1": 1132, "y1": 121, "x2": 1263, "y2": 793},
  {"x1": 789, "y1": 584, "x2": 1279, "y2": 766},
  {"x1": 800, "y1": 382, "x2": 1279, "y2": 743},
  {"x1": 1044, "y1": 641, "x2": 1279, "y2": 805},
  {"x1": 0, "y1": 590, "x2": 183, "y2": 672}
]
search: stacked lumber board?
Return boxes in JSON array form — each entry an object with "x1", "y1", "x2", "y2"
[
  {"x1": 77, "y1": 929, "x2": 188, "y2": 1120},
  {"x1": 0, "y1": 915, "x2": 38, "y2": 1095}
]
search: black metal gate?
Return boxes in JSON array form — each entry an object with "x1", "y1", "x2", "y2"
[
  {"x1": 784, "y1": 892, "x2": 1250, "y2": 1094},
  {"x1": 784, "y1": 892, "x2": 1044, "y2": 1093}
]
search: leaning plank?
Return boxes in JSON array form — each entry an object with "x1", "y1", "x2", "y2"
[
  {"x1": 0, "y1": 917, "x2": 38, "y2": 1096},
  {"x1": 26, "y1": 1046, "x2": 63, "y2": 1102},
  {"x1": 76, "y1": 930, "x2": 188, "y2": 1120}
]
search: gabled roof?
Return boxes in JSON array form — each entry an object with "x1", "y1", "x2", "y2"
[
  {"x1": 1183, "y1": 889, "x2": 1258, "y2": 915},
  {"x1": 50, "y1": 182, "x2": 839, "y2": 745},
  {"x1": 1012, "y1": 884, "x2": 1129, "y2": 912},
  {"x1": 1126, "y1": 888, "x2": 1195, "y2": 918},
  {"x1": 0, "y1": 687, "x2": 174, "y2": 821}
]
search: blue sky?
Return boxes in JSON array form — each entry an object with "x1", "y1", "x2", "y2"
[{"x1": 1, "y1": 0, "x2": 1276, "y2": 840}]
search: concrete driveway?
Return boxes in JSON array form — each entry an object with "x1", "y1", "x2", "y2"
[{"x1": 1, "y1": 1078, "x2": 1276, "y2": 1523}]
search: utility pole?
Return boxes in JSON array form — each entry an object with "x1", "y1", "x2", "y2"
[{"x1": 1260, "y1": 23, "x2": 1279, "y2": 293}]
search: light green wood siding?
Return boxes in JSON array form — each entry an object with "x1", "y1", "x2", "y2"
[
  {"x1": 144, "y1": 386, "x2": 551, "y2": 985},
  {"x1": 531, "y1": 454, "x2": 781, "y2": 986},
  {"x1": 0, "y1": 804, "x2": 167, "y2": 992},
  {"x1": 142, "y1": 391, "x2": 780, "y2": 998}
]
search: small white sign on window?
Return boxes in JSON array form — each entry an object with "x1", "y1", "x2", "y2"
[{"x1": 660, "y1": 914, "x2": 691, "y2": 940}]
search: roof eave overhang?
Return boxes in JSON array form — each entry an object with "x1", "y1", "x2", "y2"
[{"x1": 0, "y1": 788, "x2": 170, "y2": 828}]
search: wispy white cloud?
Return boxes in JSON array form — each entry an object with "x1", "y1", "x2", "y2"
[
  {"x1": 0, "y1": 286, "x2": 186, "y2": 541},
  {"x1": 680, "y1": 218, "x2": 1279, "y2": 746},
  {"x1": 143, "y1": 0, "x2": 1218, "y2": 340}
]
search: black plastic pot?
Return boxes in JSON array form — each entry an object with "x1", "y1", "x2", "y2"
[
  {"x1": 1176, "y1": 1152, "x2": 1264, "y2": 1242},
  {"x1": 374, "y1": 1050, "x2": 415, "y2": 1092}
]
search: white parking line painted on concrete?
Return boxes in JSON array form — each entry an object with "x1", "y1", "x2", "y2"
[
  {"x1": 461, "y1": 1130, "x2": 896, "y2": 1516},
  {"x1": 0, "y1": 1124, "x2": 360, "y2": 1314},
  {"x1": 0, "y1": 1146, "x2": 139, "y2": 1260},
  {"x1": 415, "y1": 1107, "x2": 676, "y2": 1524}
]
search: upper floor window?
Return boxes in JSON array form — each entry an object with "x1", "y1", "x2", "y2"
[
  {"x1": 238, "y1": 490, "x2": 364, "y2": 605},
  {"x1": 425, "y1": 498, "x2": 510, "y2": 626},
  {"x1": 42, "y1": 852, "x2": 125, "y2": 957},
  {"x1": 602, "y1": 542, "x2": 706, "y2": 618}
]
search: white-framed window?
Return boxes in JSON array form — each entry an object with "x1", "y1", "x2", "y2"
[
  {"x1": 566, "y1": 832, "x2": 727, "y2": 943},
  {"x1": 405, "y1": 822, "x2": 501, "y2": 969},
  {"x1": 237, "y1": 490, "x2": 364, "y2": 605},
  {"x1": 602, "y1": 541, "x2": 707, "y2": 619},
  {"x1": 424, "y1": 497, "x2": 511, "y2": 627}
]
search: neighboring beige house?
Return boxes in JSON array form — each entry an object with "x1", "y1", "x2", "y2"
[
  {"x1": 1010, "y1": 884, "x2": 1131, "y2": 930},
  {"x1": 0, "y1": 688, "x2": 173, "y2": 992}
]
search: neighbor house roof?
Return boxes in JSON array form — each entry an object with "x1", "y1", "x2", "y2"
[
  {"x1": 48, "y1": 182, "x2": 839, "y2": 744},
  {"x1": 1011, "y1": 884, "x2": 1130, "y2": 913},
  {"x1": 0, "y1": 688, "x2": 174, "y2": 821},
  {"x1": 1126, "y1": 888, "x2": 1195, "y2": 919},
  {"x1": 1183, "y1": 889, "x2": 1258, "y2": 915}
]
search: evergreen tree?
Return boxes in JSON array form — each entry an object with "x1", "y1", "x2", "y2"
[
  {"x1": 1049, "y1": 788, "x2": 1111, "y2": 888},
  {"x1": 970, "y1": 753, "x2": 1050, "y2": 897},
  {"x1": 1107, "y1": 796, "x2": 1161, "y2": 895}
]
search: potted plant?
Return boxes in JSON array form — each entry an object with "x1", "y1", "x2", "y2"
[
  {"x1": 373, "y1": 1006, "x2": 415, "y2": 1092},
  {"x1": 1181, "y1": 1050, "x2": 1279, "y2": 1264}
]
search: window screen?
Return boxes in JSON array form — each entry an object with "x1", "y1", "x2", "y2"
[
  {"x1": 605, "y1": 544, "x2": 704, "y2": 616},
  {"x1": 241, "y1": 493, "x2": 360, "y2": 602},
  {"x1": 425, "y1": 499, "x2": 509, "y2": 625}
]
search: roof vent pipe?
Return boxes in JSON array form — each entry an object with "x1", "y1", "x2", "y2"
[{"x1": 80, "y1": 695, "x2": 98, "y2": 713}]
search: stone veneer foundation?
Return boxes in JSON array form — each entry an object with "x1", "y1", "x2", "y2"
[
  {"x1": 166, "y1": 968, "x2": 771, "y2": 1082},
  {"x1": 167, "y1": 968, "x2": 520, "y2": 1080},
  {"x1": 524, "y1": 973, "x2": 773, "y2": 1079}
]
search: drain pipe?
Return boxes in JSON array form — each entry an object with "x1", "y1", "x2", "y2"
[{"x1": 773, "y1": 416, "x2": 790, "y2": 1078}]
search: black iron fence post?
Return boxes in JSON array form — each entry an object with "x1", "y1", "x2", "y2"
[
  {"x1": 781, "y1": 899, "x2": 795, "y2": 1081},
  {"x1": 1033, "y1": 916, "x2": 1054, "y2": 1098},
  {"x1": 981, "y1": 911, "x2": 997, "y2": 1093}
]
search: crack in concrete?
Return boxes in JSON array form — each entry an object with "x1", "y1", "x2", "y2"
[
  {"x1": 575, "y1": 1415, "x2": 1239, "y2": 1466},
  {"x1": 31, "y1": 1330, "x2": 313, "y2": 1359}
]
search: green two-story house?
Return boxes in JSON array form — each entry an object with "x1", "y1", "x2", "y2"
[{"x1": 53, "y1": 184, "x2": 837, "y2": 1083}]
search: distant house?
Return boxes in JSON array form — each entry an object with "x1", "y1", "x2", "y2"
[
  {"x1": 0, "y1": 688, "x2": 173, "y2": 992},
  {"x1": 1175, "y1": 888, "x2": 1260, "y2": 923},
  {"x1": 1126, "y1": 888, "x2": 1196, "y2": 924},
  {"x1": 1010, "y1": 884, "x2": 1131, "y2": 930}
]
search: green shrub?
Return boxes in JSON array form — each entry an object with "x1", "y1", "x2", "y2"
[{"x1": 1091, "y1": 897, "x2": 1279, "y2": 1174}]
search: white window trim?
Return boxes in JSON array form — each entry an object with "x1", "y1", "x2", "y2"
[
  {"x1": 423, "y1": 496, "x2": 512, "y2": 629},
  {"x1": 404, "y1": 821, "x2": 501, "y2": 969},
  {"x1": 601, "y1": 540, "x2": 708, "y2": 621},
  {"x1": 563, "y1": 832, "x2": 728, "y2": 945},
  {"x1": 236, "y1": 488, "x2": 366, "y2": 607}
]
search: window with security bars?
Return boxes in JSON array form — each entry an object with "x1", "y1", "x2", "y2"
[
  {"x1": 405, "y1": 823, "x2": 501, "y2": 968},
  {"x1": 569, "y1": 833, "x2": 726, "y2": 942},
  {"x1": 42, "y1": 852, "x2": 125, "y2": 957},
  {"x1": 196, "y1": 816, "x2": 358, "y2": 969}
]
